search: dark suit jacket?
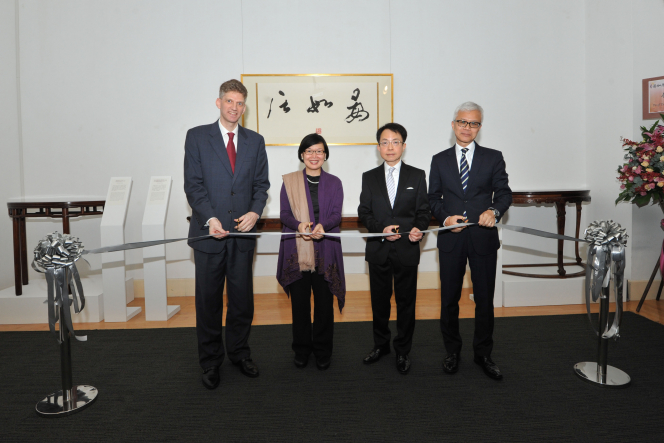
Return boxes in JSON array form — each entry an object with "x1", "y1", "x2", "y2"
[
  {"x1": 358, "y1": 162, "x2": 431, "y2": 267},
  {"x1": 428, "y1": 144, "x2": 511, "y2": 255},
  {"x1": 184, "y1": 121, "x2": 269, "y2": 253}
]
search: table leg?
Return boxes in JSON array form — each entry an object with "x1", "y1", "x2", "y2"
[
  {"x1": 20, "y1": 215, "x2": 29, "y2": 285},
  {"x1": 12, "y1": 213, "x2": 22, "y2": 296},
  {"x1": 574, "y1": 202, "x2": 583, "y2": 265},
  {"x1": 555, "y1": 201, "x2": 567, "y2": 277},
  {"x1": 62, "y1": 208, "x2": 70, "y2": 234}
]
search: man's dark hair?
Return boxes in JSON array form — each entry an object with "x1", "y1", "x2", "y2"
[
  {"x1": 298, "y1": 133, "x2": 329, "y2": 163},
  {"x1": 376, "y1": 123, "x2": 407, "y2": 143}
]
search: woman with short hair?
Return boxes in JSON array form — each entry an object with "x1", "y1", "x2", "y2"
[{"x1": 276, "y1": 133, "x2": 346, "y2": 370}]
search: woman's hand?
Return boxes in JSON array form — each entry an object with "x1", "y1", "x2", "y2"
[
  {"x1": 298, "y1": 222, "x2": 313, "y2": 241},
  {"x1": 311, "y1": 223, "x2": 325, "y2": 240}
]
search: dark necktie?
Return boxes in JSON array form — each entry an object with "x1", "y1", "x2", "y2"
[
  {"x1": 460, "y1": 147, "x2": 469, "y2": 218},
  {"x1": 227, "y1": 132, "x2": 236, "y2": 173}
]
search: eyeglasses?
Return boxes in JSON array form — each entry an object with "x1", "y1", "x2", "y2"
[
  {"x1": 455, "y1": 120, "x2": 482, "y2": 129},
  {"x1": 304, "y1": 149, "x2": 325, "y2": 156},
  {"x1": 379, "y1": 140, "x2": 404, "y2": 148}
]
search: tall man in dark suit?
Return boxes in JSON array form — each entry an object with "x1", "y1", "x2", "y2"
[
  {"x1": 428, "y1": 102, "x2": 511, "y2": 380},
  {"x1": 184, "y1": 79, "x2": 269, "y2": 389},
  {"x1": 358, "y1": 123, "x2": 431, "y2": 375}
]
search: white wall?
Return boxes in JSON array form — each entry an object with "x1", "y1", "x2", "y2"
[
  {"x1": 3, "y1": 0, "x2": 661, "y2": 291},
  {"x1": 585, "y1": 0, "x2": 634, "y2": 280},
  {"x1": 0, "y1": 0, "x2": 23, "y2": 290}
]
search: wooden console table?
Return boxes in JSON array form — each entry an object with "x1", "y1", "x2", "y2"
[
  {"x1": 7, "y1": 198, "x2": 105, "y2": 295},
  {"x1": 502, "y1": 190, "x2": 591, "y2": 279}
]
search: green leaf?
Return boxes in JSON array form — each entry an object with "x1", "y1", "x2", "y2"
[
  {"x1": 634, "y1": 194, "x2": 651, "y2": 207},
  {"x1": 649, "y1": 120, "x2": 659, "y2": 133}
]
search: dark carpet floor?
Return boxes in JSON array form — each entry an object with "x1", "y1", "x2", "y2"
[{"x1": 1, "y1": 313, "x2": 663, "y2": 442}]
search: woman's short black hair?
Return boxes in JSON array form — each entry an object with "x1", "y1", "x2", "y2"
[
  {"x1": 376, "y1": 122, "x2": 407, "y2": 143},
  {"x1": 298, "y1": 133, "x2": 329, "y2": 162}
]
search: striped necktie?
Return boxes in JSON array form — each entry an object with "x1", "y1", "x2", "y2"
[
  {"x1": 460, "y1": 148, "x2": 469, "y2": 218},
  {"x1": 387, "y1": 166, "x2": 396, "y2": 208}
]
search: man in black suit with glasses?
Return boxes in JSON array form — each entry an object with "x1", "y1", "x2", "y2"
[
  {"x1": 358, "y1": 122, "x2": 431, "y2": 375},
  {"x1": 428, "y1": 102, "x2": 512, "y2": 380}
]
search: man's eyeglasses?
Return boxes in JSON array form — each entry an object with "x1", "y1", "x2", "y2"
[
  {"x1": 304, "y1": 149, "x2": 325, "y2": 157},
  {"x1": 379, "y1": 140, "x2": 404, "y2": 147},
  {"x1": 455, "y1": 120, "x2": 482, "y2": 129}
]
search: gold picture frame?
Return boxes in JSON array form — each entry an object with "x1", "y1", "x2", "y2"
[{"x1": 241, "y1": 74, "x2": 393, "y2": 145}]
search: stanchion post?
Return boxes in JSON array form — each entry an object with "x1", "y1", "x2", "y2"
[
  {"x1": 35, "y1": 269, "x2": 98, "y2": 417},
  {"x1": 574, "y1": 286, "x2": 631, "y2": 388},
  {"x1": 59, "y1": 289, "x2": 74, "y2": 408},
  {"x1": 596, "y1": 286, "x2": 610, "y2": 384}
]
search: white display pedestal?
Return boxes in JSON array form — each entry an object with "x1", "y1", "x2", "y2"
[
  {"x1": 502, "y1": 272, "x2": 586, "y2": 307},
  {"x1": 0, "y1": 275, "x2": 104, "y2": 324},
  {"x1": 142, "y1": 176, "x2": 179, "y2": 321},
  {"x1": 100, "y1": 177, "x2": 140, "y2": 322}
]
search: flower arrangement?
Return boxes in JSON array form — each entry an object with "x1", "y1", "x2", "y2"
[{"x1": 616, "y1": 114, "x2": 664, "y2": 206}]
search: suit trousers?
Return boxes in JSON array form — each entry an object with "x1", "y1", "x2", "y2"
[
  {"x1": 288, "y1": 269, "x2": 334, "y2": 358},
  {"x1": 438, "y1": 228, "x2": 497, "y2": 357},
  {"x1": 194, "y1": 238, "x2": 254, "y2": 369},
  {"x1": 368, "y1": 243, "x2": 418, "y2": 355}
]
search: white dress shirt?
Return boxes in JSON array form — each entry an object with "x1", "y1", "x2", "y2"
[
  {"x1": 218, "y1": 119, "x2": 239, "y2": 152},
  {"x1": 454, "y1": 141, "x2": 476, "y2": 172}
]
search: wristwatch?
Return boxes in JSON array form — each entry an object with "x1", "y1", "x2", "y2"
[{"x1": 488, "y1": 207, "x2": 500, "y2": 219}]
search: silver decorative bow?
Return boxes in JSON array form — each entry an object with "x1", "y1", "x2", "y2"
[
  {"x1": 32, "y1": 232, "x2": 87, "y2": 343},
  {"x1": 584, "y1": 220, "x2": 628, "y2": 339}
]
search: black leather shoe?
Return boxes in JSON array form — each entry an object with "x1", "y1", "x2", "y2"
[
  {"x1": 363, "y1": 347, "x2": 390, "y2": 364},
  {"x1": 234, "y1": 358, "x2": 260, "y2": 378},
  {"x1": 201, "y1": 366, "x2": 220, "y2": 390},
  {"x1": 474, "y1": 355, "x2": 503, "y2": 380},
  {"x1": 443, "y1": 353, "x2": 459, "y2": 374},
  {"x1": 396, "y1": 354, "x2": 411, "y2": 375},
  {"x1": 294, "y1": 354, "x2": 309, "y2": 368},
  {"x1": 315, "y1": 355, "x2": 331, "y2": 371}
]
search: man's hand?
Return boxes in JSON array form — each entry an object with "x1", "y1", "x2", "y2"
[
  {"x1": 478, "y1": 209, "x2": 496, "y2": 228},
  {"x1": 383, "y1": 225, "x2": 401, "y2": 242},
  {"x1": 235, "y1": 211, "x2": 260, "y2": 232},
  {"x1": 445, "y1": 215, "x2": 468, "y2": 233},
  {"x1": 209, "y1": 218, "x2": 229, "y2": 238},
  {"x1": 311, "y1": 223, "x2": 325, "y2": 240},
  {"x1": 409, "y1": 227, "x2": 423, "y2": 242}
]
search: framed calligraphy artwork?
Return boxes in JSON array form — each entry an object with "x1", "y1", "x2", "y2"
[
  {"x1": 643, "y1": 76, "x2": 664, "y2": 119},
  {"x1": 241, "y1": 74, "x2": 393, "y2": 145}
]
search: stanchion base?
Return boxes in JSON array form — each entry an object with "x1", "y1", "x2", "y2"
[
  {"x1": 36, "y1": 385, "x2": 98, "y2": 417},
  {"x1": 574, "y1": 362, "x2": 631, "y2": 387}
]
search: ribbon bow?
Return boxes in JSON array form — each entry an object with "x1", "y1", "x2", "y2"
[
  {"x1": 32, "y1": 232, "x2": 87, "y2": 343},
  {"x1": 584, "y1": 220, "x2": 628, "y2": 340}
]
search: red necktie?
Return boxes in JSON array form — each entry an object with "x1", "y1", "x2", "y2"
[{"x1": 227, "y1": 132, "x2": 236, "y2": 173}]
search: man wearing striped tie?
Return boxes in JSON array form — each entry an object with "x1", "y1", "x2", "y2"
[
  {"x1": 428, "y1": 102, "x2": 512, "y2": 380},
  {"x1": 358, "y1": 123, "x2": 432, "y2": 375}
]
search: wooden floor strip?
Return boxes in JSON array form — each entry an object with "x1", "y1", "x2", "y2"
[{"x1": 1, "y1": 289, "x2": 662, "y2": 331}]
